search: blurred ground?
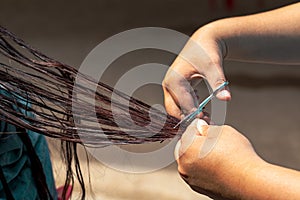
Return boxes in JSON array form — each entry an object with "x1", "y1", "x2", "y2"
[{"x1": 1, "y1": 0, "x2": 300, "y2": 199}]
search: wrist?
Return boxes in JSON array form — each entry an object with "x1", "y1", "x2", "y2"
[
  {"x1": 240, "y1": 160, "x2": 300, "y2": 200},
  {"x1": 194, "y1": 21, "x2": 228, "y2": 60},
  {"x1": 219, "y1": 155, "x2": 268, "y2": 199},
  {"x1": 231, "y1": 157, "x2": 268, "y2": 200}
]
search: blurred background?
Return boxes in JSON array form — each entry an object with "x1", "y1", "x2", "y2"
[{"x1": 1, "y1": 0, "x2": 300, "y2": 199}]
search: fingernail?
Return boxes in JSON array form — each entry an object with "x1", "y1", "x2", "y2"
[
  {"x1": 217, "y1": 90, "x2": 231, "y2": 99},
  {"x1": 180, "y1": 114, "x2": 185, "y2": 120},
  {"x1": 197, "y1": 119, "x2": 208, "y2": 135}
]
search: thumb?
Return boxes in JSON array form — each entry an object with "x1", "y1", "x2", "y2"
[
  {"x1": 205, "y1": 67, "x2": 231, "y2": 101},
  {"x1": 215, "y1": 86, "x2": 231, "y2": 101},
  {"x1": 174, "y1": 119, "x2": 208, "y2": 159},
  {"x1": 207, "y1": 80, "x2": 231, "y2": 101}
]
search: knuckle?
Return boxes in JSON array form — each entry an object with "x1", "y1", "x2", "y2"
[
  {"x1": 177, "y1": 163, "x2": 190, "y2": 179},
  {"x1": 178, "y1": 153, "x2": 196, "y2": 171},
  {"x1": 213, "y1": 78, "x2": 227, "y2": 89},
  {"x1": 222, "y1": 124, "x2": 229, "y2": 129},
  {"x1": 162, "y1": 79, "x2": 168, "y2": 88},
  {"x1": 222, "y1": 125, "x2": 234, "y2": 132},
  {"x1": 162, "y1": 77, "x2": 175, "y2": 90}
]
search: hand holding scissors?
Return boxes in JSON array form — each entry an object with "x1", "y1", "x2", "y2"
[{"x1": 174, "y1": 81, "x2": 229, "y2": 128}]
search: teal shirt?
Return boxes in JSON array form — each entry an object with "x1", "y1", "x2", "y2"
[{"x1": 0, "y1": 89, "x2": 57, "y2": 199}]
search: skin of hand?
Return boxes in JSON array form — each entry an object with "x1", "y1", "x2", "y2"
[
  {"x1": 162, "y1": 26, "x2": 231, "y2": 119},
  {"x1": 175, "y1": 119, "x2": 300, "y2": 200},
  {"x1": 175, "y1": 119, "x2": 262, "y2": 200},
  {"x1": 163, "y1": 2, "x2": 300, "y2": 119}
]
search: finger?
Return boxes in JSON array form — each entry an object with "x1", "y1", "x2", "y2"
[
  {"x1": 164, "y1": 58, "x2": 199, "y2": 115},
  {"x1": 178, "y1": 37, "x2": 231, "y2": 101},
  {"x1": 174, "y1": 139, "x2": 181, "y2": 161},
  {"x1": 196, "y1": 119, "x2": 209, "y2": 136},
  {"x1": 198, "y1": 125, "x2": 223, "y2": 159},
  {"x1": 163, "y1": 86, "x2": 183, "y2": 119},
  {"x1": 215, "y1": 85, "x2": 231, "y2": 101},
  {"x1": 205, "y1": 70, "x2": 231, "y2": 101},
  {"x1": 177, "y1": 119, "x2": 198, "y2": 157},
  {"x1": 167, "y1": 83, "x2": 197, "y2": 115},
  {"x1": 177, "y1": 119, "x2": 208, "y2": 157},
  {"x1": 163, "y1": 76, "x2": 197, "y2": 115},
  {"x1": 201, "y1": 111, "x2": 211, "y2": 125}
]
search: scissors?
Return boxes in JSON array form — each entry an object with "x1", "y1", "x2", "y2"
[{"x1": 174, "y1": 81, "x2": 229, "y2": 128}]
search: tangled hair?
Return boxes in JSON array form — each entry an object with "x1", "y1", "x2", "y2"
[{"x1": 0, "y1": 26, "x2": 182, "y2": 199}]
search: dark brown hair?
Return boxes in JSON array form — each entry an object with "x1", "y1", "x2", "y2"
[{"x1": 0, "y1": 26, "x2": 182, "y2": 199}]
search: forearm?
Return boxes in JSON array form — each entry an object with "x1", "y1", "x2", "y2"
[
  {"x1": 196, "y1": 3, "x2": 300, "y2": 65},
  {"x1": 235, "y1": 161, "x2": 300, "y2": 200}
]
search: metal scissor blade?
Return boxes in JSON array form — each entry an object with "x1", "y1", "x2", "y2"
[
  {"x1": 173, "y1": 112, "x2": 195, "y2": 129},
  {"x1": 173, "y1": 81, "x2": 229, "y2": 128}
]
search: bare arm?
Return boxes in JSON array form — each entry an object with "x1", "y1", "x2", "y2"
[
  {"x1": 242, "y1": 162, "x2": 300, "y2": 199},
  {"x1": 163, "y1": 3, "x2": 300, "y2": 119},
  {"x1": 200, "y1": 2, "x2": 300, "y2": 64}
]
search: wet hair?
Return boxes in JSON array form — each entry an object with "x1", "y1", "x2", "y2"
[{"x1": 0, "y1": 26, "x2": 182, "y2": 199}]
